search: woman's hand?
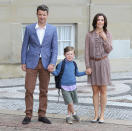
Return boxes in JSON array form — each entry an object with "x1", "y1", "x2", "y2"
[
  {"x1": 99, "y1": 31, "x2": 107, "y2": 41},
  {"x1": 86, "y1": 68, "x2": 92, "y2": 75}
]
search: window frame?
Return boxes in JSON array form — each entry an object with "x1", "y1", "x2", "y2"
[{"x1": 53, "y1": 23, "x2": 75, "y2": 59}]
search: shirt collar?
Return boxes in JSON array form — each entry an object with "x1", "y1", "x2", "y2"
[
  {"x1": 65, "y1": 59, "x2": 73, "y2": 63},
  {"x1": 35, "y1": 23, "x2": 46, "y2": 30}
]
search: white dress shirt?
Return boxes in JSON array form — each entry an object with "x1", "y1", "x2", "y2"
[{"x1": 35, "y1": 23, "x2": 46, "y2": 57}]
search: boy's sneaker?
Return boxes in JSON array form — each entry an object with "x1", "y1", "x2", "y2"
[
  {"x1": 66, "y1": 117, "x2": 72, "y2": 124},
  {"x1": 72, "y1": 114, "x2": 80, "y2": 122}
]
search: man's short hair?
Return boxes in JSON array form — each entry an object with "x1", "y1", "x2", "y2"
[{"x1": 37, "y1": 4, "x2": 49, "y2": 14}]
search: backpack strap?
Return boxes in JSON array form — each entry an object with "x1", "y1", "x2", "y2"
[
  {"x1": 73, "y1": 61, "x2": 78, "y2": 75},
  {"x1": 59, "y1": 59, "x2": 65, "y2": 79},
  {"x1": 57, "y1": 89, "x2": 61, "y2": 103}
]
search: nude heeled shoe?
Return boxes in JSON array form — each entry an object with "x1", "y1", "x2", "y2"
[
  {"x1": 91, "y1": 117, "x2": 99, "y2": 123},
  {"x1": 98, "y1": 119, "x2": 104, "y2": 124}
]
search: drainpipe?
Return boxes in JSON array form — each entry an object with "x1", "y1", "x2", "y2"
[{"x1": 88, "y1": 0, "x2": 91, "y2": 32}]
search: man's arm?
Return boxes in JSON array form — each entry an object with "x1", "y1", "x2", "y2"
[
  {"x1": 48, "y1": 27, "x2": 58, "y2": 72},
  {"x1": 21, "y1": 26, "x2": 29, "y2": 71},
  {"x1": 50, "y1": 27, "x2": 58, "y2": 65}
]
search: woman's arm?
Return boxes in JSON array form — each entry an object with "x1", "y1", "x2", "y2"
[
  {"x1": 85, "y1": 33, "x2": 92, "y2": 75},
  {"x1": 102, "y1": 32, "x2": 113, "y2": 53},
  {"x1": 85, "y1": 33, "x2": 90, "y2": 68}
]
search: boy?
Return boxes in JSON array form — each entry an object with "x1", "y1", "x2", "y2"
[{"x1": 52, "y1": 46, "x2": 87, "y2": 124}]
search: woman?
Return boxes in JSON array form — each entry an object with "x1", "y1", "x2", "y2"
[{"x1": 85, "y1": 13, "x2": 112, "y2": 123}]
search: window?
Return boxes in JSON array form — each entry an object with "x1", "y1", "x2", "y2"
[
  {"x1": 22, "y1": 23, "x2": 75, "y2": 59},
  {"x1": 109, "y1": 40, "x2": 132, "y2": 58},
  {"x1": 54, "y1": 24, "x2": 75, "y2": 59}
]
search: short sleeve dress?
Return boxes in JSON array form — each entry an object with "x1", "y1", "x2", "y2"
[{"x1": 85, "y1": 30, "x2": 112, "y2": 86}]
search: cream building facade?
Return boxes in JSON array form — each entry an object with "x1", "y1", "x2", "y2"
[{"x1": 0, "y1": 0, "x2": 132, "y2": 78}]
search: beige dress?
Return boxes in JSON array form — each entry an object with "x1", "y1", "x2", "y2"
[{"x1": 85, "y1": 30, "x2": 112, "y2": 86}]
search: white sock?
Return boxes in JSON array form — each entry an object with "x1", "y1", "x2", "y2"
[
  {"x1": 66, "y1": 115, "x2": 70, "y2": 118},
  {"x1": 73, "y1": 112, "x2": 76, "y2": 115}
]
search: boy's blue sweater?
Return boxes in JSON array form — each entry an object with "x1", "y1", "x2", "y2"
[{"x1": 52, "y1": 59, "x2": 86, "y2": 86}]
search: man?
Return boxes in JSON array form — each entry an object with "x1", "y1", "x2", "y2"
[{"x1": 21, "y1": 4, "x2": 58, "y2": 124}]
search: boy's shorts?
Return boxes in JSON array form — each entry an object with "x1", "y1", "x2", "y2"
[{"x1": 61, "y1": 88, "x2": 78, "y2": 105}]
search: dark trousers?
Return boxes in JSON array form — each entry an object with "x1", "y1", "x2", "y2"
[{"x1": 25, "y1": 59, "x2": 50, "y2": 118}]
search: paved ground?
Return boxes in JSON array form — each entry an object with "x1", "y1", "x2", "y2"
[
  {"x1": 0, "y1": 72, "x2": 132, "y2": 130},
  {"x1": 0, "y1": 112, "x2": 132, "y2": 131}
]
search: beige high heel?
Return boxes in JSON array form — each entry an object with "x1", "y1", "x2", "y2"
[{"x1": 91, "y1": 117, "x2": 99, "y2": 123}]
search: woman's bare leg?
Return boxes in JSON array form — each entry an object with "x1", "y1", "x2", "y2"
[
  {"x1": 92, "y1": 85, "x2": 99, "y2": 120},
  {"x1": 99, "y1": 85, "x2": 107, "y2": 120}
]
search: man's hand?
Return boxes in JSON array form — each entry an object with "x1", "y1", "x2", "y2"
[
  {"x1": 21, "y1": 64, "x2": 26, "y2": 71},
  {"x1": 47, "y1": 64, "x2": 54, "y2": 72}
]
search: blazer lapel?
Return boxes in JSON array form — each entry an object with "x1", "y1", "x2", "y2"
[
  {"x1": 42, "y1": 24, "x2": 49, "y2": 45},
  {"x1": 32, "y1": 24, "x2": 40, "y2": 45}
]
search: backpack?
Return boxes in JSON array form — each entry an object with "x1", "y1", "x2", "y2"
[
  {"x1": 54, "y1": 59, "x2": 78, "y2": 102},
  {"x1": 55, "y1": 59, "x2": 65, "y2": 90}
]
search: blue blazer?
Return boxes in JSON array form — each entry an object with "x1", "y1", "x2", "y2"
[{"x1": 21, "y1": 23, "x2": 58, "y2": 69}]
